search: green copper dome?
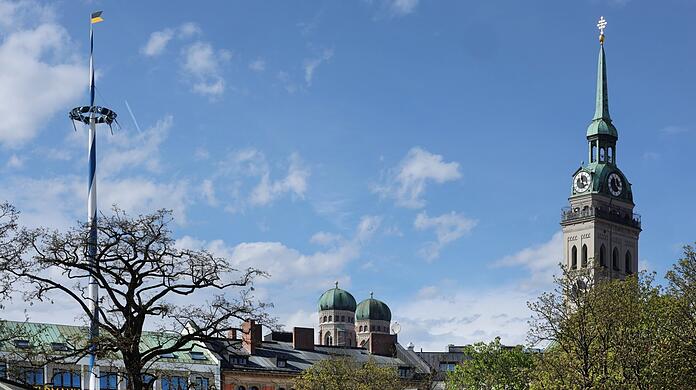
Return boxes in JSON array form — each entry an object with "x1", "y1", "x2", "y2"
[
  {"x1": 318, "y1": 284, "x2": 356, "y2": 312},
  {"x1": 355, "y1": 295, "x2": 391, "y2": 322}
]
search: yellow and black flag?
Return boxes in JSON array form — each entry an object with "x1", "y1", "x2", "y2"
[{"x1": 91, "y1": 11, "x2": 104, "y2": 24}]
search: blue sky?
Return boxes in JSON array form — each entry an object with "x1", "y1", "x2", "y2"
[{"x1": 0, "y1": 0, "x2": 694, "y2": 350}]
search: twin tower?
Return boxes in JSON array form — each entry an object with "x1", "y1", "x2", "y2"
[{"x1": 317, "y1": 283, "x2": 392, "y2": 347}]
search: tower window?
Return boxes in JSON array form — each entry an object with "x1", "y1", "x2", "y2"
[
  {"x1": 608, "y1": 147, "x2": 614, "y2": 163},
  {"x1": 612, "y1": 248, "x2": 620, "y2": 270},
  {"x1": 581, "y1": 245, "x2": 588, "y2": 268},
  {"x1": 323, "y1": 316, "x2": 327, "y2": 323},
  {"x1": 571, "y1": 246, "x2": 578, "y2": 270},
  {"x1": 328, "y1": 315, "x2": 332, "y2": 322},
  {"x1": 340, "y1": 315, "x2": 345, "y2": 322},
  {"x1": 600, "y1": 245, "x2": 606, "y2": 267},
  {"x1": 591, "y1": 145, "x2": 597, "y2": 162},
  {"x1": 324, "y1": 332, "x2": 332, "y2": 345},
  {"x1": 625, "y1": 251, "x2": 632, "y2": 274},
  {"x1": 599, "y1": 148, "x2": 605, "y2": 162}
]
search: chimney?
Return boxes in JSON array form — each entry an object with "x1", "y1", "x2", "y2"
[
  {"x1": 369, "y1": 333, "x2": 397, "y2": 357},
  {"x1": 242, "y1": 320, "x2": 262, "y2": 354},
  {"x1": 292, "y1": 327, "x2": 314, "y2": 351}
]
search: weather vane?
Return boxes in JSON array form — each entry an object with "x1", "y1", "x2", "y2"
[{"x1": 597, "y1": 16, "x2": 607, "y2": 44}]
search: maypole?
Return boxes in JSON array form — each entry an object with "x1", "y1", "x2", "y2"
[{"x1": 68, "y1": 11, "x2": 117, "y2": 390}]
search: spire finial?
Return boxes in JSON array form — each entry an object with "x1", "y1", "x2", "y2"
[
  {"x1": 597, "y1": 16, "x2": 607, "y2": 44},
  {"x1": 370, "y1": 291, "x2": 374, "y2": 299},
  {"x1": 334, "y1": 281, "x2": 339, "y2": 289}
]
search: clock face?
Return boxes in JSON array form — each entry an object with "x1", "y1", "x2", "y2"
[
  {"x1": 573, "y1": 171, "x2": 591, "y2": 193},
  {"x1": 607, "y1": 173, "x2": 623, "y2": 196}
]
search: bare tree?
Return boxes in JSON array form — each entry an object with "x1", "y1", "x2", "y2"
[{"x1": 0, "y1": 207, "x2": 273, "y2": 390}]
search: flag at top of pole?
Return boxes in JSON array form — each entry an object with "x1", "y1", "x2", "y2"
[{"x1": 91, "y1": 11, "x2": 104, "y2": 24}]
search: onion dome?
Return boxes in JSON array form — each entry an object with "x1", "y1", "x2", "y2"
[
  {"x1": 355, "y1": 293, "x2": 392, "y2": 322},
  {"x1": 318, "y1": 282, "x2": 357, "y2": 312}
]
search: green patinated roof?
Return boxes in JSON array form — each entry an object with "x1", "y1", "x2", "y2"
[
  {"x1": 586, "y1": 44, "x2": 618, "y2": 138},
  {"x1": 355, "y1": 296, "x2": 391, "y2": 322},
  {"x1": 0, "y1": 321, "x2": 216, "y2": 365},
  {"x1": 317, "y1": 285, "x2": 357, "y2": 312}
]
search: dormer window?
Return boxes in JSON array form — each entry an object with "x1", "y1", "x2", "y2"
[
  {"x1": 51, "y1": 342, "x2": 69, "y2": 351},
  {"x1": 277, "y1": 359, "x2": 287, "y2": 368},
  {"x1": 160, "y1": 352, "x2": 176, "y2": 359},
  {"x1": 14, "y1": 339, "x2": 29, "y2": 349},
  {"x1": 190, "y1": 351, "x2": 206, "y2": 360},
  {"x1": 230, "y1": 356, "x2": 247, "y2": 365}
]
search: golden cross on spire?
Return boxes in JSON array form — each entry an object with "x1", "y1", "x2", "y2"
[{"x1": 597, "y1": 16, "x2": 607, "y2": 44}]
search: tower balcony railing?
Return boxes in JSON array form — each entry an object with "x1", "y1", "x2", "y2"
[{"x1": 561, "y1": 206, "x2": 641, "y2": 229}]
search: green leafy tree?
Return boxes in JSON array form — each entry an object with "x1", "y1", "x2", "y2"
[
  {"x1": 293, "y1": 356, "x2": 403, "y2": 390},
  {"x1": 445, "y1": 337, "x2": 535, "y2": 390}
]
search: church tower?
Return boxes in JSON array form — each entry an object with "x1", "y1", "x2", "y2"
[{"x1": 560, "y1": 17, "x2": 641, "y2": 281}]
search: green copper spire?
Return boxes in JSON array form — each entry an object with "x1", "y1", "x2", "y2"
[{"x1": 586, "y1": 18, "x2": 618, "y2": 139}]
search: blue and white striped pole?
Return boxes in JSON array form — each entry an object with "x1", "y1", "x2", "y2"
[{"x1": 87, "y1": 18, "x2": 100, "y2": 390}]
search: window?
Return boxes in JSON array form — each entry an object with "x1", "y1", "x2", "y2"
[
  {"x1": 0, "y1": 363, "x2": 6, "y2": 379},
  {"x1": 277, "y1": 359, "x2": 287, "y2": 368},
  {"x1": 142, "y1": 373, "x2": 156, "y2": 388},
  {"x1": 600, "y1": 148, "x2": 605, "y2": 162},
  {"x1": 571, "y1": 246, "x2": 577, "y2": 269},
  {"x1": 230, "y1": 356, "x2": 248, "y2": 365},
  {"x1": 324, "y1": 332, "x2": 332, "y2": 345},
  {"x1": 100, "y1": 372, "x2": 119, "y2": 390},
  {"x1": 591, "y1": 145, "x2": 597, "y2": 162},
  {"x1": 625, "y1": 251, "x2": 632, "y2": 274},
  {"x1": 600, "y1": 245, "x2": 606, "y2": 267},
  {"x1": 14, "y1": 339, "x2": 29, "y2": 349},
  {"x1": 51, "y1": 342, "x2": 69, "y2": 351},
  {"x1": 190, "y1": 351, "x2": 207, "y2": 360},
  {"x1": 581, "y1": 245, "x2": 588, "y2": 268},
  {"x1": 53, "y1": 369, "x2": 81, "y2": 388},
  {"x1": 323, "y1": 316, "x2": 327, "y2": 322},
  {"x1": 398, "y1": 367, "x2": 411, "y2": 378},
  {"x1": 194, "y1": 377, "x2": 209, "y2": 390},
  {"x1": 22, "y1": 368, "x2": 44, "y2": 385},
  {"x1": 608, "y1": 147, "x2": 613, "y2": 163},
  {"x1": 613, "y1": 247, "x2": 620, "y2": 270},
  {"x1": 250, "y1": 387, "x2": 259, "y2": 390},
  {"x1": 439, "y1": 362, "x2": 457, "y2": 372},
  {"x1": 237, "y1": 387, "x2": 246, "y2": 390},
  {"x1": 328, "y1": 315, "x2": 332, "y2": 322},
  {"x1": 162, "y1": 376, "x2": 188, "y2": 390},
  {"x1": 160, "y1": 352, "x2": 176, "y2": 359},
  {"x1": 340, "y1": 316, "x2": 345, "y2": 322}
]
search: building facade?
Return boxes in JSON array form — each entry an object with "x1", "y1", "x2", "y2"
[{"x1": 560, "y1": 28, "x2": 641, "y2": 282}]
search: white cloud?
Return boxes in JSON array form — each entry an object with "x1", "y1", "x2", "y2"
[
  {"x1": 177, "y1": 215, "x2": 380, "y2": 286},
  {"x1": 141, "y1": 22, "x2": 201, "y2": 57},
  {"x1": 211, "y1": 149, "x2": 311, "y2": 211},
  {"x1": 388, "y1": 0, "x2": 419, "y2": 15},
  {"x1": 368, "y1": 0, "x2": 420, "y2": 18},
  {"x1": 373, "y1": 147, "x2": 461, "y2": 208},
  {"x1": 250, "y1": 153, "x2": 310, "y2": 206},
  {"x1": 0, "y1": 2, "x2": 85, "y2": 147},
  {"x1": 304, "y1": 48, "x2": 333, "y2": 86},
  {"x1": 182, "y1": 41, "x2": 231, "y2": 97},
  {"x1": 100, "y1": 178, "x2": 190, "y2": 224},
  {"x1": 141, "y1": 28, "x2": 174, "y2": 57},
  {"x1": 100, "y1": 115, "x2": 172, "y2": 178},
  {"x1": 494, "y1": 232, "x2": 563, "y2": 290},
  {"x1": 178, "y1": 22, "x2": 201, "y2": 39},
  {"x1": 659, "y1": 125, "x2": 689, "y2": 135},
  {"x1": 201, "y1": 179, "x2": 218, "y2": 206},
  {"x1": 414, "y1": 211, "x2": 477, "y2": 261},
  {"x1": 396, "y1": 285, "x2": 534, "y2": 351},
  {"x1": 6, "y1": 154, "x2": 23, "y2": 169},
  {"x1": 249, "y1": 58, "x2": 266, "y2": 72}
]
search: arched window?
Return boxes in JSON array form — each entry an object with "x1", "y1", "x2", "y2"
[
  {"x1": 613, "y1": 247, "x2": 620, "y2": 270},
  {"x1": 607, "y1": 147, "x2": 613, "y2": 163},
  {"x1": 323, "y1": 316, "x2": 327, "y2": 323},
  {"x1": 571, "y1": 246, "x2": 578, "y2": 270},
  {"x1": 591, "y1": 145, "x2": 597, "y2": 162},
  {"x1": 324, "y1": 332, "x2": 332, "y2": 345},
  {"x1": 237, "y1": 387, "x2": 246, "y2": 390},
  {"x1": 600, "y1": 148, "x2": 606, "y2": 162},
  {"x1": 625, "y1": 251, "x2": 632, "y2": 274},
  {"x1": 250, "y1": 387, "x2": 259, "y2": 390},
  {"x1": 600, "y1": 245, "x2": 606, "y2": 267},
  {"x1": 581, "y1": 245, "x2": 588, "y2": 268},
  {"x1": 340, "y1": 315, "x2": 345, "y2": 322},
  {"x1": 328, "y1": 315, "x2": 332, "y2": 322}
]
